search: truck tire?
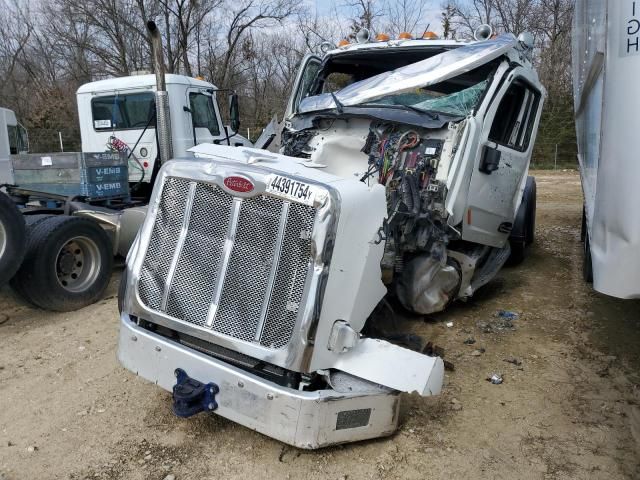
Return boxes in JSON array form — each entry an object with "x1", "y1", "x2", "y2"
[
  {"x1": 508, "y1": 238, "x2": 526, "y2": 265},
  {"x1": 10, "y1": 214, "x2": 58, "y2": 303},
  {"x1": 507, "y1": 176, "x2": 536, "y2": 265},
  {"x1": 583, "y1": 230, "x2": 594, "y2": 283},
  {"x1": 0, "y1": 192, "x2": 26, "y2": 286},
  {"x1": 10, "y1": 216, "x2": 113, "y2": 311},
  {"x1": 524, "y1": 176, "x2": 536, "y2": 245},
  {"x1": 24, "y1": 214, "x2": 56, "y2": 228}
]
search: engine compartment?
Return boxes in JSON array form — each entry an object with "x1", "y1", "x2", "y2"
[{"x1": 283, "y1": 118, "x2": 471, "y2": 314}]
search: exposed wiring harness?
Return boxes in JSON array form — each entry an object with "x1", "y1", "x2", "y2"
[{"x1": 376, "y1": 128, "x2": 420, "y2": 185}]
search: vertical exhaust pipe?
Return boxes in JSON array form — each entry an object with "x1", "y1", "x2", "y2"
[{"x1": 147, "y1": 20, "x2": 173, "y2": 164}]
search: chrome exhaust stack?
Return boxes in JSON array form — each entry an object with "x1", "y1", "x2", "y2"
[{"x1": 147, "y1": 20, "x2": 173, "y2": 165}]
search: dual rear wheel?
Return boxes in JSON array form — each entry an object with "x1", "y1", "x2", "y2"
[
  {"x1": 11, "y1": 215, "x2": 113, "y2": 311},
  {"x1": 0, "y1": 192, "x2": 26, "y2": 286}
]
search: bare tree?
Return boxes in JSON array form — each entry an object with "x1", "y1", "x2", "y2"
[
  {"x1": 215, "y1": 0, "x2": 299, "y2": 88},
  {"x1": 385, "y1": 0, "x2": 427, "y2": 36},
  {"x1": 343, "y1": 0, "x2": 384, "y2": 37},
  {"x1": 158, "y1": 0, "x2": 223, "y2": 76},
  {"x1": 446, "y1": 0, "x2": 496, "y2": 37}
]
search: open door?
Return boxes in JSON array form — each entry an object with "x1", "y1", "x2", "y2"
[
  {"x1": 285, "y1": 54, "x2": 322, "y2": 118},
  {"x1": 463, "y1": 67, "x2": 545, "y2": 247}
]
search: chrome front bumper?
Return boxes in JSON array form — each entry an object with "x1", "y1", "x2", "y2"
[{"x1": 117, "y1": 315, "x2": 401, "y2": 449}]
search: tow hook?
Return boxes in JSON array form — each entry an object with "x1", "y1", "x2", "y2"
[{"x1": 172, "y1": 368, "x2": 219, "y2": 418}]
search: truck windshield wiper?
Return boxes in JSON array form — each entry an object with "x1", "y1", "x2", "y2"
[
  {"x1": 356, "y1": 102, "x2": 441, "y2": 121},
  {"x1": 330, "y1": 92, "x2": 344, "y2": 114},
  {"x1": 400, "y1": 104, "x2": 440, "y2": 120}
]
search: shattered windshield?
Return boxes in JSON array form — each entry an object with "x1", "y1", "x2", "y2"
[
  {"x1": 361, "y1": 79, "x2": 488, "y2": 117},
  {"x1": 298, "y1": 34, "x2": 516, "y2": 115}
]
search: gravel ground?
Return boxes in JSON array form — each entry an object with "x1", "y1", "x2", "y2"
[{"x1": 1, "y1": 170, "x2": 639, "y2": 480}]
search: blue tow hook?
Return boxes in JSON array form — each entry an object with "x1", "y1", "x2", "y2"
[{"x1": 172, "y1": 368, "x2": 219, "y2": 418}]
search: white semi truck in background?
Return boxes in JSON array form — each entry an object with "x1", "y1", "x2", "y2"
[
  {"x1": 572, "y1": 0, "x2": 640, "y2": 298},
  {"x1": 0, "y1": 21, "x2": 250, "y2": 310},
  {"x1": 118, "y1": 27, "x2": 544, "y2": 448}
]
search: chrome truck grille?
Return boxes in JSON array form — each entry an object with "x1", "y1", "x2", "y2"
[{"x1": 137, "y1": 177, "x2": 317, "y2": 349}]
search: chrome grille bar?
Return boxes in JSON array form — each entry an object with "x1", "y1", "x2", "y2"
[
  {"x1": 255, "y1": 201, "x2": 289, "y2": 341},
  {"x1": 161, "y1": 181, "x2": 197, "y2": 310},
  {"x1": 205, "y1": 197, "x2": 242, "y2": 327}
]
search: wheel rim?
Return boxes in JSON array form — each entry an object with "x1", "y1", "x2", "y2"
[
  {"x1": 55, "y1": 236, "x2": 102, "y2": 293},
  {"x1": 0, "y1": 220, "x2": 6, "y2": 260}
]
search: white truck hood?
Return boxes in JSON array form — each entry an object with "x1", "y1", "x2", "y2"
[{"x1": 299, "y1": 34, "x2": 517, "y2": 113}]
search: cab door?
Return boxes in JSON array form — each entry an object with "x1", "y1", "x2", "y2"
[
  {"x1": 285, "y1": 54, "x2": 322, "y2": 119},
  {"x1": 185, "y1": 88, "x2": 225, "y2": 146},
  {"x1": 463, "y1": 67, "x2": 544, "y2": 247}
]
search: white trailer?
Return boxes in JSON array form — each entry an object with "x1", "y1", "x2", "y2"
[{"x1": 573, "y1": 0, "x2": 640, "y2": 297}]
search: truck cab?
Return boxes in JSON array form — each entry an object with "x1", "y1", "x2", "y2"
[
  {"x1": 281, "y1": 31, "x2": 545, "y2": 312},
  {"x1": 77, "y1": 74, "x2": 251, "y2": 186},
  {"x1": 0, "y1": 107, "x2": 29, "y2": 182}
]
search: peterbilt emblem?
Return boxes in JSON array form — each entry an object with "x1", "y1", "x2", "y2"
[{"x1": 224, "y1": 176, "x2": 254, "y2": 193}]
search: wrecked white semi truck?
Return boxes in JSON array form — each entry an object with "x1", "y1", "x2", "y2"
[{"x1": 118, "y1": 30, "x2": 544, "y2": 448}]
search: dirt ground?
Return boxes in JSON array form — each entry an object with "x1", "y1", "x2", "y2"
[{"x1": 1, "y1": 170, "x2": 639, "y2": 480}]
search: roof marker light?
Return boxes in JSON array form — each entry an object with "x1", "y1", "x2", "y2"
[
  {"x1": 398, "y1": 32, "x2": 413, "y2": 40},
  {"x1": 338, "y1": 39, "x2": 350, "y2": 47},
  {"x1": 423, "y1": 31, "x2": 439, "y2": 40},
  {"x1": 376, "y1": 33, "x2": 390, "y2": 42}
]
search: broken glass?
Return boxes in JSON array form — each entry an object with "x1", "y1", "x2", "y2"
[{"x1": 298, "y1": 34, "x2": 516, "y2": 114}]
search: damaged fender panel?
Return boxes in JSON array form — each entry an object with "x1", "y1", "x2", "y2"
[{"x1": 332, "y1": 338, "x2": 445, "y2": 396}]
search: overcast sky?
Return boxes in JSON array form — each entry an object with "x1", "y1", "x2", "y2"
[{"x1": 310, "y1": 0, "x2": 445, "y2": 35}]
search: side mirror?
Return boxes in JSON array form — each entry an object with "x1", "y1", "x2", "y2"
[
  {"x1": 479, "y1": 145, "x2": 501, "y2": 174},
  {"x1": 229, "y1": 92, "x2": 240, "y2": 133}
]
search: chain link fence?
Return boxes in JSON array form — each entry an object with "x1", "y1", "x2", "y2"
[
  {"x1": 531, "y1": 141, "x2": 578, "y2": 170},
  {"x1": 27, "y1": 127, "x2": 81, "y2": 154}
]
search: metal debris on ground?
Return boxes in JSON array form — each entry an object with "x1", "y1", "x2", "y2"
[
  {"x1": 487, "y1": 374, "x2": 503, "y2": 384},
  {"x1": 478, "y1": 312, "x2": 519, "y2": 332},
  {"x1": 446, "y1": 321, "x2": 454, "y2": 328},
  {"x1": 496, "y1": 310, "x2": 519, "y2": 320},
  {"x1": 422, "y1": 342, "x2": 445, "y2": 358}
]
